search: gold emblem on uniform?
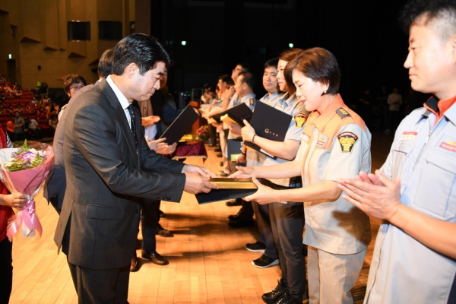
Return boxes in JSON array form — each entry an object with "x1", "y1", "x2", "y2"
[
  {"x1": 293, "y1": 113, "x2": 308, "y2": 128},
  {"x1": 337, "y1": 132, "x2": 358, "y2": 152}
]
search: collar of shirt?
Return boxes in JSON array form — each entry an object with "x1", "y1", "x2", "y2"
[
  {"x1": 260, "y1": 92, "x2": 279, "y2": 102},
  {"x1": 106, "y1": 75, "x2": 132, "y2": 127},
  {"x1": 423, "y1": 95, "x2": 456, "y2": 126},
  {"x1": 313, "y1": 94, "x2": 345, "y2": 131}
]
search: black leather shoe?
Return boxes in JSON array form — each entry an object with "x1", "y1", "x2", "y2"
[
  {"x1": 130, "y1": 255, "x2": 140, "y2": 272},
  {"x1": 216, "y1": 153, "x2": 223, "y2": 157},
  {"x1": 215, "y1": 147, "x2": 221, "y2": 152},
  {"x1": 274, "y1": 292, "x2": 302, "y2": 304},
  {"x1": 262, "y1": 279, "x2": 287, "y2": 303},
  {"x1": 226, "y1": 198, "x2": 243, "y2": 206},
  {"x1": 141, "y1": 250, "x2": 169, "y2": 266}
]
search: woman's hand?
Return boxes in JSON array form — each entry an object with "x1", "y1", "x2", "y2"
[
  {"x1": 244, "y1": 176, "x2": 276, "y2": 204},
  {"x1": 241, "y1": 120, "x2": 256, "y2": 142},
  {"x1": 1, "y1": 192, "x2": 28, "y2": 209},
  {"x1": 229, "y1": 166, "x2": 254, "y2": 178}
]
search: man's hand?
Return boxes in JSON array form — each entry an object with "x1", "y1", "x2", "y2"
[
  {"x1": 182, "y1": 165, "x2": 217, "y2": 179},
  {"x1": 244, "y1": 176, "x2": 276, "y2": 204},
  {"x1": 241, "y1": 120, "x2": 256, "y2": 142},
  {"x1": 228, "y1": 123, "x2": 242, "y2": 135},
  {"x1": 141, "y1": 115, "x2": 160, "y2": 127},
  {"x1": 229, "y1": 165, "x2": 254, "y2": 178},
  {"x1": 1, "y1": 192, "x2": 28, "y2": 209},
  {"x1": 183, "y1": 172, "x2": 218, "y2": 194},
  {"x1": 156, "y1": 142, "x2": 177, "y2": 155},
  {"x1": 146, "y1": 137, "x2": 168, "y2": 152},
  {"x1": 338, "y1": 170, "x2": 402, "y2": 221}
]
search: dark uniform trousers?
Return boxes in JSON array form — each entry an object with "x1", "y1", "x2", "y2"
[{"x1": 269, "y1": 200, "x2": 307, "y2": 301}]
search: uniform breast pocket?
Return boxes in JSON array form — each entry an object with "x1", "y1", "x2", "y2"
[
  {"x1": 409, "y1": 150, "x2": 456, "y2": 220},
  {"x1": 391, "y1": 142, "x2": 415, "y2": 179}
]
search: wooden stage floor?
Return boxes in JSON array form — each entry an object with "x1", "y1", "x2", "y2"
[{"x1": 9, "y1": 131, "x2": 393, "y2": 304}]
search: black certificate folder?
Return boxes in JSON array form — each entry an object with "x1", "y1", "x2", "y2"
[
  {"x1": 196, "y1": 189, "x2": 257, "y2": 204},
  {"x1": 160, "y1": 104, "x2": 199, "y2": 144},
  {"x1": 209, "y1": 103, "x2": 253, "y2": 124},
  {"x1": 244, "y1": 101, "x2": 292, "y2": 158}
]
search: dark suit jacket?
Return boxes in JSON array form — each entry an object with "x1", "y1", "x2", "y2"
[
  {"x1": 54, "y1": 79, "x2": 186, "y2": 269},
  {"x1": 44, "y1": 84, "x2": 94, "y2": 211}
]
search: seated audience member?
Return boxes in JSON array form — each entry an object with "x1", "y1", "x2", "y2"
[
  {"x1": 25, "y1": 117, "x2": 42, "y2": 140},
  {"x1": 6, "y1": 116, "x2": 14, "y2": 141},
  {"x1": 13, "y1": 111, "x2": 25, "y2": 141},
  {"x1": 49, "y1": 114, "x2": 58, "y2": 130}
]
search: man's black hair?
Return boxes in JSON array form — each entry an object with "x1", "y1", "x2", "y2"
[{"x1": 112, "y1": 33, "x2": 171, "y2": 76}]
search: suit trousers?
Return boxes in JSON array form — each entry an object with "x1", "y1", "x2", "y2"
[
  {"x1": 68, "y1": 261, "x2": 130, "y2": 304},
  {"x1": 252, "y1": 201, "x2": 278, "y2": 259},
  {"x1": 0, "y1": 238, "x2": 12, "y2": 304},
  {"x1": 140, "y1": 199, "x2": 160, "y2": 253},
  {"x1": 269, "y1": 201, "x2": 307, "y2": 301},
  {"x1": 307, "y1": 246, "x2": 366, "y2": 304}
]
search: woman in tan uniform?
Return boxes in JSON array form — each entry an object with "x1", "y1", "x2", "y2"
[{"x1": 233, "y1": 47, "x2": 372, "y2": 304}]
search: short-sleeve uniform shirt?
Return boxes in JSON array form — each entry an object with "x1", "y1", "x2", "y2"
[{"x1": 295, "y1": 94, "x2": 372, "y2": 254}]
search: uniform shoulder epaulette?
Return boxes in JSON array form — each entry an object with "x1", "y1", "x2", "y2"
[{"x1": 336, "y1": 107, "x2": 351, "y2": 119}]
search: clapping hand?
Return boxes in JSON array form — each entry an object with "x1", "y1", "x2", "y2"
[{"x1": 338, "y1": 170, "x2": 402, "y2": 221}]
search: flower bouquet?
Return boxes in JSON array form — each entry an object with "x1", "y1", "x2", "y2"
[{"x1": 0, "y1": 140, "x2": 54, "y2": 240}]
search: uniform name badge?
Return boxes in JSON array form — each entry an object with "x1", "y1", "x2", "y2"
[
  {"x1": 337, "y1": 131, "x2": 358, "y2": 153},
  {"x1": 301, "y1": 133, "x2": 310, "y2": 142},
  {"x1": 440, "y1": 137, "x2": 456, "y2": 152},
  {"x1": 401, "y1": 131, "x2": 417, "y2": 141},
  {"x1": 316, "y1": 134, "x2": 328, "y2": 148}
]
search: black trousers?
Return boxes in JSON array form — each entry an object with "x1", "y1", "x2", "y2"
[
  {"x1": 140, "y1": 199, "x2": 161, "y2": 253},
  {"x1": 269, "y1": 202, "x2": 307, "y2": 301},
  {"x1": 252, "y1": 201, "x2": 278, "y2": 259},
  {"x1": 0, "y1": 238, "x2": 12, "y2": 304},
  {"x1": 68, "y1": 261, "x2": 130, "y2": 304}
]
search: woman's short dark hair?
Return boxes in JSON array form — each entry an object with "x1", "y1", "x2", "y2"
[
  {"x1": 63, "y1": 74, "x2": 87, "y2": 94},
  {"x1": 111, "y1": 33, "x2": 170, "y2": 76},
  {"x1": 280, "y1": 48, "x2": 304, "y2": 95},
  {"x1": 290, "y1": 47, "x2": 341, "y2": 95}
]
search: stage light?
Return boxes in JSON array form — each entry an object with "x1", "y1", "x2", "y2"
[
  {"x1": 181, "y1": 41, "x2": 187, "y2": 46},
  {"x1": 289, "y1": 43, "x2": 294, "y2": 48}
]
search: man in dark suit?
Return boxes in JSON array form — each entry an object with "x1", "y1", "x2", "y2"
[
  {"x1": 54, "y1": 34, "x2": 216, "y2": 304},
  {"x1": 44, "y1": 48, "x2": 114, "y2": 214}
]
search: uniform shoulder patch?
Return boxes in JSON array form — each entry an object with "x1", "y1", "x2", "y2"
[
  {"x1": 336, "y1": 107, "x2": 351, "y2": 119},
  {"x1": 293, "y1": 113, "x2": 308, "y2": 128},
  {"x1": 337, "y1": 131, "x2": 358, "y2": 153}
]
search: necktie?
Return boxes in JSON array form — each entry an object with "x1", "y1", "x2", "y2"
[{"x1": 127, "y1": 104, "x2": 139, "y2": 153}]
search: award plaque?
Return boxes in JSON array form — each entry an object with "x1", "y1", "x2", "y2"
[
  {"x1": 209, "y1": 178, "x2": 257, "y2": 189},
  {"x1": 195, "y1": 178, "x2": 257, "y2": 204}
]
